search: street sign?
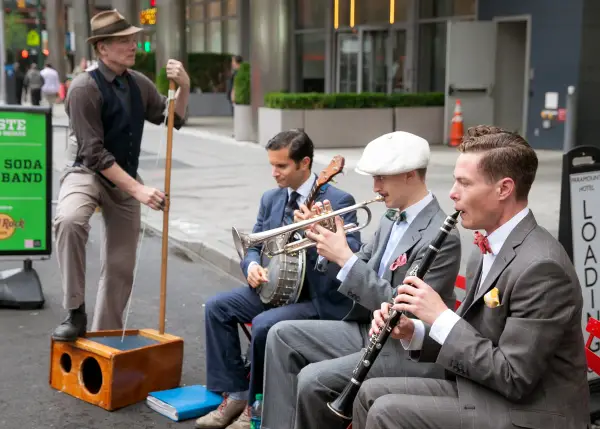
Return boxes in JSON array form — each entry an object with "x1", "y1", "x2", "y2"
[
  {"x1": 558, "y1": 146, "x2": 600, "y2": 381},
  {"x1": 0, "y1": 106, "x2": 52, "y2": 257},
  {"x1": 26, "y1": 29, "x2": 40, "y2": 47}
]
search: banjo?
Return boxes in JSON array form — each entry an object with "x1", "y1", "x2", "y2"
[{"x1": 258, "y1": 156, "x2": 346, "y2": 307}]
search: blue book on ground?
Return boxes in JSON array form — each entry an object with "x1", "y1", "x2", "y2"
[{"x1": 146, "y1": 385, "x2": 223, "y2": 422}]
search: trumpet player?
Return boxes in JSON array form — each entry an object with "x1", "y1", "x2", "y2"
[
  {"x1": 260, "y1": 131, "x2": 462, "y2": 429},
  {"x1": 196, "y1": 129, "x2": 361, "y2": 429},
  {"x1": 355, "y1": 126, "x2": 589, "y2": 429}
]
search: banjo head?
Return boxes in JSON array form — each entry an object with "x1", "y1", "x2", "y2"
[{"x1": 259, "y1": 250, "x2": 306, "y2": 306}]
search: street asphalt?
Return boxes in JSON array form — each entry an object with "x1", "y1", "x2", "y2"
[{"x1": 0, "y1": 174, "x2": 241, "y2": 428}]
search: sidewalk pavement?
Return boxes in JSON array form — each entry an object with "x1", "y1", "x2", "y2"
[{"x1": 50, "y1": 105, "x2": 564, "y2": 283}]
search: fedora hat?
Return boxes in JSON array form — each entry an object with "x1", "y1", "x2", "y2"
[{"x1": 86, "y1": 9, "x2": 142, "y2": 44}]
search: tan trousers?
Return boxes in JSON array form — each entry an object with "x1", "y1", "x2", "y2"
[{"x1": 53, "y1": 167, "x2": 141, "y2": 331}]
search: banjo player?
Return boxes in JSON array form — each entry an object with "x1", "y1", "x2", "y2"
[{"x1": 196, "y1": 129, "x2": 362, "y2": 429}]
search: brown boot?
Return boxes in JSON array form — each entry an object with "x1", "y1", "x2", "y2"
[
  {"x1": 226, "y1": 406, "x2": 251, "y2": 429},
  {"x1": 195, "y1": 396, "x2": 247, "y2": 429}
]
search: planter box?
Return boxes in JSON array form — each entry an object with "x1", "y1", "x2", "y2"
[
  {"x1": 188, "y1": 92, "x2": 233, "y2": 117},
  {"x1": 258, "y1": 107, "x2": 305, "y2": 147},
  {"x1": 394, "y1": 106, "x2": 445, "y2": 145},
  {"x1": 234, "y1": 104, "x2": 254, "y2": 141},
  {"x1": 304, "y1": 108, "x2": 394, "y2": 148}
]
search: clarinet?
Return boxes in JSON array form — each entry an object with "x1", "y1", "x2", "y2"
[{"x1": 327, "y1": 210, "x2": 461, "y2": 421}]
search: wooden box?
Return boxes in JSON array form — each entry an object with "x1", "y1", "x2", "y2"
[{"x1": 49, "y1": 329, "x2": 184, "y2": 411}]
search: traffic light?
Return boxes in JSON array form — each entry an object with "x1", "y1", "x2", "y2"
[
  {"x1": 21, "y1": 50, "x2": 29, "y2": 59},
  {"x1": 150, "y1": 0, "x2": 156, "y2": 6},
  {"x1": 144, "y1": 41, "x2": 151, "y2": 52}
]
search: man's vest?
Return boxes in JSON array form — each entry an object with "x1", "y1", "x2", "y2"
[{"x1": 86, "y1": 69, "x2": 145, "y2": 185}]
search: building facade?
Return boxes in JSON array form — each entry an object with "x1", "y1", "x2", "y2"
[{"x1": 21, "y1": 0, "x2": 597, "y2": 150}]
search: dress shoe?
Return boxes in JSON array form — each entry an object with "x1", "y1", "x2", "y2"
[
  {"x1": 195, "y1": 395, "x2": 247, "y2": 429},
  {"x1": 51, "y1": 304, "x2": 87, "y2": 342},
  {"x1": 226, "y1": 406, "x2": 251, "y2": 429}
]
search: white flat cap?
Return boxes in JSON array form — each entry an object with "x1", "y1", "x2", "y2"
[{"x1": 355, "y1": 131, "x2": 431, "y2": 176}]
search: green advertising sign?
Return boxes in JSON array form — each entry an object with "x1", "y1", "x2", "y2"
[{"x1": 0, "y1": 107, "x2": 52, "y2": 256}]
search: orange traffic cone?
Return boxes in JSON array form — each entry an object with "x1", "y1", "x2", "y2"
[{"x1": 448, "y1": 99, "x2": 464, "y2": 147}]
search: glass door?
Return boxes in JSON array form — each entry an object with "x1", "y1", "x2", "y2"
[
  {"x1": 389, "y1": 29, "x2": 407, "y2": 93},
  {"x1": 336, "y1": 32, "x2": 360, "y2": 93},
  {"x1": 361, "y1": 30, "x2": 388, "y2": 93},
  {"x1": 335, "y1": 27, "x2": 408, "y2": 94}
]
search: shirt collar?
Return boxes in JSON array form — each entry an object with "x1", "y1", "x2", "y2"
[
  {"x1": 486, "y1": 207, "x2": 530, "y2": 255},
  {"x1": 402, "y1": 191, "x2": 434, "y2": 225},
  {"x1": 289, "y1": 173, "x2": 316, "y2": 202},
  {"x1": 97, "y1": 60, "x2": 128, "y2": 83}
]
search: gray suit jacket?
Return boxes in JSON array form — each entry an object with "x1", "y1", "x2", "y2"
[
  {"x1": 412, "y1": 211, "x2": 590, "y2": 429},
  {"x1": 339, "y1": 196, "x2": 462, "y2": 323}
]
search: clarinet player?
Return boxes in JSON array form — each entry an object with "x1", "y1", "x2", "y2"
[{"x1": 356, "y1": 126, "x2": 590, "y2": 429}]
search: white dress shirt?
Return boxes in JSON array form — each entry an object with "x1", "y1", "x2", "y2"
[
  {"x1": 40, "y1": 67, "x2": 60, "y2": 94},
  {"x1": 335, "y1": 192, "x2": 434, "y2": 282},
  {"x1": 402, "y1": 207, "x2": 531, "y2": 350},
  {"x1": 248, "y1": 174, "x2": 317, "y2": 271}
]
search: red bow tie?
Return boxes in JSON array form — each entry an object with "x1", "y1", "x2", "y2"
[{"x1": 474, "y1": 231, "x2": 492, "y2": 254}]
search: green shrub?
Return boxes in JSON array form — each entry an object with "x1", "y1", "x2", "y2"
[
  {"x1": 156, "y1": 67, "x2": 169, "y2": 96},
  {"x1": 132, "y1": 52, "x2": 232, "y2": 92},
  {"x1": 263, "y1": 92, "x2": 445, "y2": 109},
  {"x1": 233, "y1": 62, "x2": 251, "y2": 105}
]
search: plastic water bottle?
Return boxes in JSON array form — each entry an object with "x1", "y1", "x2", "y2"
[{"x1": 250, "y1": 393, "x2": 263, "y2": 429}]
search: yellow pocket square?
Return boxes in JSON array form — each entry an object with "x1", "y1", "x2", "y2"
[{"x1": 484, "y1": 288, "x2": 501, "y2": 308}]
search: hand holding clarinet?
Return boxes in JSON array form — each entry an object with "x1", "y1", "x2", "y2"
[{"x1": 370, "y1": 276, "x2": 455, "y2": 339}]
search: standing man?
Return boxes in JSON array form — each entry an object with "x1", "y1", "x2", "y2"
[
  {"x1": 195, "y1": 129, "x2": 361, "y2": 429},
  {"x1": 51, "y1": 9, "x2": 191, "y2": 342},
  {"x1": 227, "y1": 55, "x2": 242, "y2": 114},
  {"x1": 357, "y1": 125, "x2": 590, "y2": 429},
  {"x1": 260, "y1": 131, "x2": 462, "y2": 429},
  {"x1": 24, "y1": 63, "x2": 43, "y2": 106},
  {"x1": 40, "y1": 63, "x2": 60, "y2": 108}
]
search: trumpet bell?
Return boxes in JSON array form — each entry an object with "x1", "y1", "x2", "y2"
[{"x1": 232, "y1": 227, "x2": 248, "y2": 260}]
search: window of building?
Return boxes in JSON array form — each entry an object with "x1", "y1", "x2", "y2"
[
  {"x1": 296, "y1": 0, "x2": 326, "y2": 29},
  {"x1": 208, "y1": 0, "x2": 222, "y2": 18},
  {"x1": 226, "y1": 18, "x2": 239, "y2": 54},
  {"x1": 419, "y1": 0, "x2": 475, "y2": 19},
  {"x1": 295, "y1": 32, "x2": 326, "y2": 92},
  {"x1": 417, "y1": 22, "x2": 447, "y2": 92},
  {"x1": 208, "y1": 20, "x2": 223, "y2": 52},
  {"x1": 226, "y1": 0, "x2": 237, "y2": 16},
  {"x1": 188, "y1": 22, "x2": 205, "y2": 52}
]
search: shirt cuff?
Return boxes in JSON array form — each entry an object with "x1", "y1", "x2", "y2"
[
  {"x1": 248, "y1": 261, "x2": 258, "y2": 270},
  {"x1": 429, "y1": 309, "x2": 461, "y2": 345},
  {"x1": 400, "y1": 319, "x2": 425, "y2": 350},
  {"x1": 336, "y1": 254, "x2": 358, "y2": 282}
]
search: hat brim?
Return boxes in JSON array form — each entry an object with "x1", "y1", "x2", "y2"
[
  {"x1": 354, "y1": 167, "x2": 373, "y2": 176},
  {"x1": 86, "y1": 25, "x2": 143, "y2": 44}
]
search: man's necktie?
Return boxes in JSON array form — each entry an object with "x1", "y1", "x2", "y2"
[
  {"x1": 283, "y1": 191, "x2": 300, "y2": 225},
  {"x1": 474, "y1": 231, "x2": 492, "y2": 254}
]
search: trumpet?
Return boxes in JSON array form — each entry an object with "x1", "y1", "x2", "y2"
[{"x1": 232, "y1": 195, "x2": 385, "y2": 259}]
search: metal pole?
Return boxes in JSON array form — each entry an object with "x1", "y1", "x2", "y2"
[
  {"x1": 0, "y1": 0, "x2": 5, "y2": 104},
  {"x1": 36, "y1": 0, "x2": 43, "y2": 68},
  {"x1": 563, "y1": 85, "x2": 577, "y2": 153},
  {"x1": 85, "y1": 0, "x2": 92, "y2": 61}
]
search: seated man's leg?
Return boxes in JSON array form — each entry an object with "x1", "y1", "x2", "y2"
[
  {"x1": 353, "y1": 377, "x2": 460, "y2": 429},
  {"x1": 261, "y1": 320, "x2": 366, "y2": 429},
  {"x1": 196, "y1": 286, "x2": 265, "y2": 429}
]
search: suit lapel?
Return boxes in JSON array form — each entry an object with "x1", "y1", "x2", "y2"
[
  {"x1": 470, "y1": 211, "x2": 538, "y2": 305},
  {"x1": 371, "y1": 219, "x2": 395, "y2": 272},
  {"x1": 270, "y1": 188, "x2": 289, "y2": 229},
  {"x1": 382, "y1": 198, "x2": 440, "y2": 282},
  {"x1": 461, "y1": 251, "x2": 483, "y2": 315}
]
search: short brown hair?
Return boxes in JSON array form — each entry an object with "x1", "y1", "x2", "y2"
[{"x1": 458, "y1": 125, "x2": 538, "y2": 201}]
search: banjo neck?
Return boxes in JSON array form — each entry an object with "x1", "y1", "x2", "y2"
[{"x1": 305, "y1": 155, "x2": 346, "y2": 210}]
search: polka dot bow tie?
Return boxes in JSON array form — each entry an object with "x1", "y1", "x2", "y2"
[{"x1": 474, "y1": 231, "x2": 492, "y2": 254}]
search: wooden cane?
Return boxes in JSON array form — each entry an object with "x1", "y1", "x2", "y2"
[{"x1": 159, "y1": 80, "x2": 177, "y2": 335}]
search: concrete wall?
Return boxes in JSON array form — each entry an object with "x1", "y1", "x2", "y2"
[{"x1": 478, "y1": 0, "x2": 584, "y2": 150}]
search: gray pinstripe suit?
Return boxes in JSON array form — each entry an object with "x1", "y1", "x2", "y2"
[
  {"x1": 353, "y1": 211, "x2": 591, "y2": 429},
  {"x1": 261, "y1": 196, "x2": 462, "y2": 429}
]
